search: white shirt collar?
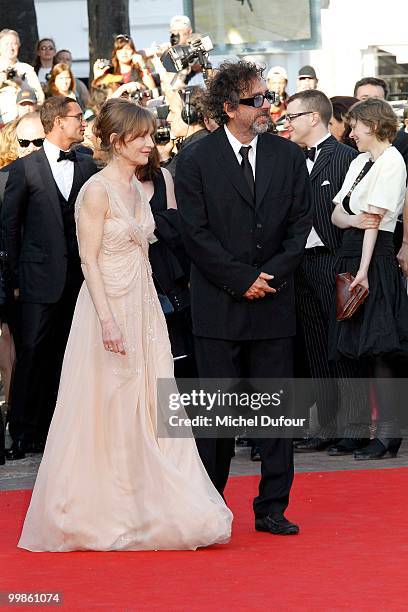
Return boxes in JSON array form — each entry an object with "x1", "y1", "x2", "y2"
[
  {"x1": 43, "y1": 138, "x2": 74, "y2": 163},
  {"x1": 43, "y1": 138, "x2": 64, "y2": 163},
  {"x1": 224, "y1": 124, "x2": 258, "y2": 157},
  {"x1": 311, "y1": 132, "x2": 331, "y2": 150}
]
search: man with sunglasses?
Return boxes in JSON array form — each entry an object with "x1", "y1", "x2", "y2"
[
  {"x1": 15, "y1": 111, "x2": 44, "y2": 156},
  {"x1": 176, "y1": 61, "x2": 312, "y2": 535},
  {"x1": 3, "y1": 96, "x2": 97, "y2": 460}
]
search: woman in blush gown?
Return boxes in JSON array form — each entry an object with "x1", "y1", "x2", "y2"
[{"x1": 18, "y1": 98, "x2": 233, "y2": 552}]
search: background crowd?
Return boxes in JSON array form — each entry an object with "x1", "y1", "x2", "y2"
[{"x1": 1, "y1": 15, "x2": 408, "y2": 471}]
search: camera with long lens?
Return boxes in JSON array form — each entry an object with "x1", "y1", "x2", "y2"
[
  {"x1": 147, "y1": 102, "x2": 171, "y2": 144},
  {"x1": 161, "y1": 36, "x2": 213, "y2": 77}
]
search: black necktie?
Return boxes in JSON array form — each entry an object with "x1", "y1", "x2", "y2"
[
  {"x1": 57, "y1": 149, "x2": 77, "y2": 162},
  {"x1": 239, "y1": 145, "x2": 255, "y2": 199}
]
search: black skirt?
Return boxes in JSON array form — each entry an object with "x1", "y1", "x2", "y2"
[{"x1": 329, "y1": 229, "x2": 408, "y2": 360}]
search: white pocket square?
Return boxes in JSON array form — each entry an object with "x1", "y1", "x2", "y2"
[{"x1": 321, "y1": 180, "x2": 330, "y2": 186}]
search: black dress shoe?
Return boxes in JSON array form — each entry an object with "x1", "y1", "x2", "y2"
[
  {"x1": 5, "y1": 440, "x2": 27, "y2": 460},
  {"x1": 354, "y1": 438, "x2": 402, "y2": 460},
  {"x1": 294, "y1": 437, "x2": 337, "y2": 453},
  {"x1": 327, "y1": 438, "x2": 370, "y2": 456},
  {"x1": 255, "y1": 513, "x2": 299, "y2": 535},
  {"x1": 250, "y1": 446, "x2": 261, "y2": 461}
]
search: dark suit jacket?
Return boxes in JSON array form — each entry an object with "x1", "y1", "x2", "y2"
[
  {"x1": 175, "y1": 127, "x2": 313, "y2": 341},
  {"x1": 308, "y1": 135, "x2": 358, "y2": 251},
  {"x1": 2, "y1": 147, "x2": 97, "y2": 303},
  {"x1": 393, "y1": 129, "x2": 408, "y2": 172}
]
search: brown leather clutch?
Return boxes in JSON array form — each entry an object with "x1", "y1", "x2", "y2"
[{"x1": 336, "y1": 272, "x2": 369, "y2": 321}]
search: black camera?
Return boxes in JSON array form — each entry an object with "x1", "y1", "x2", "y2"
[
  {"x1": 127, "y1": 88, "x2": 153, "y2": 102},
  {"x1": 170, "y1": 33, "x2": 180, "y2": 46},
  {"x1": 148, "y1": 103, "x2": 172, "y2": 145},
  {"x1": 6, "y1": 67, "x2": 17, "y2": 79},
  {"x1": 155, "y1": 125, "x2": 171, "y2": 145},
  {"x1": 161, "y1": 36, "x2": 213, "y2": 74}
]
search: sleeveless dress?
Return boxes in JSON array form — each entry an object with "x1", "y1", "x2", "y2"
[{"x1": 18, "y1": 173, "x2": 232, "y2": 552}]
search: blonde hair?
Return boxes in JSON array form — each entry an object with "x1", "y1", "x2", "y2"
[
  {"x1": 93, "y1": 98, "x2": 156, "y2": 158},
  {"x1": 0, "y1": 119, "x2": 20, "y2": 168},
  {"x1": 0, "y1": 29, "x2": 20, "y2": 45}
]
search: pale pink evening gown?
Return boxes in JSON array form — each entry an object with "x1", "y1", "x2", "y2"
[{"x1": 18, "y1": 173, "x2": 232, "y2": 552}]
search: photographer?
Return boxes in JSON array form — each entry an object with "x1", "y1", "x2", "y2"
[
  {"x1": 164, "y1": 87, "x2": 214, "y2": 178},
  {"x1": 151, "y1": 16, "x2": 208, "y2": 94},
  {"x1": 0, "y1": 29, "x2": 44, "y2": 125},
  {"x1": 111, "y1": 34, "x2": 156, "y2": 91},
  {"x1": 170, "y1": 17, "x2": 206, "y2": 88}
]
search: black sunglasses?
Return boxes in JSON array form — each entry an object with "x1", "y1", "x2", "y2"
[
  {"x1": 115, "y1": 34, "x2": 131, "y2": 41},
  {"x1": 18, "y1": 138, "x2": 45, "y2": 148},
  {"x1": 239, "y1": 90, "x2": 279, "y2": 108}
]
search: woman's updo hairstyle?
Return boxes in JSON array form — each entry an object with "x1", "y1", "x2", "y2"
[
  {"x1": 346, "y1": 98, "x2": 399, "y2": 142},
  {"x1": 93, "y1": 98, "x2": 156, "y2": 157}
]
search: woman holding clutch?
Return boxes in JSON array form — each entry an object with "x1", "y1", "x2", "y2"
[{"x1": 330, "y1": 98, "x2": 408, "y2": 459}]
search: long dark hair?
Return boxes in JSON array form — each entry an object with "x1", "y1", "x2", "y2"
[
  {"x1": 47, "y1": 63, "x2": 76, "y2": 97},
  {"x1": 32, "y1": 38, "x2": 56, "y2": 74},
  {"x1": 136, "y1": 146, "x2": 161, "y2": 182},
  {"x1": 111, "y1": 35, "x2": 143, "y2": 81}
]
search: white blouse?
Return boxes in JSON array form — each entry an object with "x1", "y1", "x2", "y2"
[{"x1": 333, "y1": 147, "x2": 407, "y2": 233}]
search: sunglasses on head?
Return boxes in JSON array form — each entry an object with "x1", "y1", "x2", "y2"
[
  {"x1": 115, "y1": 34, "x2": 131, "y2": 41},
  {"x1": 18, "y1": 138, "x2": 45, "y2": 148},
  {"x1": 239, "y1": 90, "x2": 279, "y2": 108}
]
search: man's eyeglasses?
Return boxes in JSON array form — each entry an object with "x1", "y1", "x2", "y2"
[
  {"x1": 239, "y1": 90, "x2": 279, "y2": 108},
  {"x1": 285, "y1": 111, "x2": 315, "y2": 122},
  {"x1": 18, "y1": 138, "x2": 45, "y2": 148},
  {"x1": 62, "y1": 114, "x2": 84, "y2": 122}
]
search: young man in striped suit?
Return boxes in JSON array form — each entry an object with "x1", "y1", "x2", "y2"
[{"x1": 284, "y1": 89, "x2": 369, "y2": 455}]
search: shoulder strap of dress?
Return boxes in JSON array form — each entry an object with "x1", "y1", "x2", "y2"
[{"x1": 75, "y1": 173, "x2": 112, "y2": 221}]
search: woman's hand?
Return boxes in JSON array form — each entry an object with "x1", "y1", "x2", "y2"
[
  {"x1": 349, "y1": 269, "x2": 369, "y2": 291},
  {"x1": 101, "y1": 318, "x2": 126, "y2": 355},
  {"x1": 111, "y1": 81, "x2": 141, "y2": 98},
  {"x1": 397, "y1": 242, "x2": 408, "y2": 278},
  {"x1": 349, "y1": 213, "x2": 381, "y2": 230}
]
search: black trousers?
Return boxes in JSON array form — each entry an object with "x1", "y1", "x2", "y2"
[
  {"x1": 9, "y1": 277, "x2": 81, "y2": 446},
  {"x1": 194, "y1": 335, "x2": 294, "y2": 517},
  {"x1": 296, "y1": 250, "x2": 366, "y2": 437}
]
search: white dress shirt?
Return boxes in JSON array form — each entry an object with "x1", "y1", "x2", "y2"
[
  {"x1": 43, "y1": 138, "x2": 74, "y2": 201},
  {"x1": 305, "y1": 132, "x2": 331, "y2": 249},
  {"x1": 224, "y1": 125, "x2": 258, "y2": 179}
]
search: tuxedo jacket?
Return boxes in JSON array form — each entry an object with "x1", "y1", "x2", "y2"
[
  {"x1": 3, "y1": 148, "x2": 97, "y2": 303},
  {"x1": 308, "y1": 135, "x2": 358, "y2": 251},
  {"x1": 175, "y1": 127, "x2": 313, "y2": 341}
]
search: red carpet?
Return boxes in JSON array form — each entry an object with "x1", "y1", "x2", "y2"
[{"x1": 1, "y1": 469, "x2": 408, "y2": 611}]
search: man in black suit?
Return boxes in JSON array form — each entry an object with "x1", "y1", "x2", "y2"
[
  {"x1": 285, "y1": 90, "x2": 371, "y2": 454},
  {"x1": 175, "y1": 61, "x2": 312, "y2": 535},
  {"x1": 3, "y1": 96, "x2": 97, "y2": 459}
]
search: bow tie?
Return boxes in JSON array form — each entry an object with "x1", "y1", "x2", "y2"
[
  {"x1": 304, "y1": 141, "x2": 325, "y2": 162},
  {"x1": 57, "y1": 149, "x2": 77, "y2": 162}
]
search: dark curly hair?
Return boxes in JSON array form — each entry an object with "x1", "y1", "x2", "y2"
[{"x1": 203, "y1": 61, "x2": 264, "y2": 126}]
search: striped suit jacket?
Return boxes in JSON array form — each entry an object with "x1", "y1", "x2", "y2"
[{"x1": 310, "y1": 135, "x2": 358, "y2": 251}]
